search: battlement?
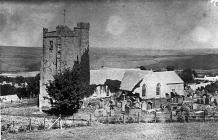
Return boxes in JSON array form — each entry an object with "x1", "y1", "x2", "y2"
[
  {"x1": 43, "y1": 22, "x2": 90, "y2": 38},
  {"x1": 77, "y1": 22, "x2": 90, "y2": 29}
]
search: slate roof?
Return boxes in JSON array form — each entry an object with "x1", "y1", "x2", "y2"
[
  {"x1": 90, "y1": 68, "x2": 139, "y2": 85},
  {"x1": 154, "y1": 71, "x2": 184, "y2": 84},
  {"x1": 120, "y1": 70, "x2": 183, "y2": 91},
  {"x1": 120, "y1": 70, "x2": 152, "y2": 91}
]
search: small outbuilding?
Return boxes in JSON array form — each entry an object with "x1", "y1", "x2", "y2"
[
  {"x1": 90, "y1": 68, "x2": 130, "y2": 98},
  {"x1": 0, "y1": 94, "x2": 20, "y2": 102}
]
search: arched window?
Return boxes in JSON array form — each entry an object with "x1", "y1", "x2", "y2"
[
  {"x1": 106, "y1": 86, "x2": 110, "y2": 96},
  {"x1": 156, "y1": 83, "x2": 161, "y2": 96},
  {"x1": 142, "y1": 84, "x2": 146, "y2": 97}
]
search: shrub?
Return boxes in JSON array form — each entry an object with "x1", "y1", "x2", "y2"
[
  {"x1": 37, "y1": 123, "x2": 45, "y2": 130},
  {"x1": 177, "y1": 112, "x2": 185, "y2": 122},
  {"x1": 1, "y1": 125, "x2": 7, "y2": 131},
  {"x1": 26, "y1": 125, "x2": 35, "y2": 131},
  {"x1": 62, "y1": 122, "x2": 71, "y2": 128},
  {"x1": 18, "y1": 125, "x2": 27, "y2": 132},
  {"x1": 46, "y1": 64, "x2": 96, "y2": 116},
  {"x1": 109, "y1": 117, "x2": 118, "y2": 124},
  {"x1": 8, "y1": 126, "x2": 19, "y2": 134},
  {"x1": 126, "y1": 117, "x2": 135, "y2": 123}
]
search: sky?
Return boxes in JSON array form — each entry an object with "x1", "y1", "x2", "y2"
[{"x1": 0, "y1": 0, "x2": 217, "y2": 50}]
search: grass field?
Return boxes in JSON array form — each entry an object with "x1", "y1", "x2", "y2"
[{"x1": 2, "y1": 122, "x2": 218, "y2": 140}]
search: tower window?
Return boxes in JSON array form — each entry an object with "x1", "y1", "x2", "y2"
[
  {"x1": 49, "y1": 41, "x2": 53, "y2": 51},
  {"x1": 156, "y1": 83, "x2": 161, "y2": 96},
  {"x1": 142, "y1": 84, "x2": 146, "y2": 97}
]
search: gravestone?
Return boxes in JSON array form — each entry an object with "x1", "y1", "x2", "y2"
[{"x1": 141, "y1": 102, "x2": 147, "y2": 111}]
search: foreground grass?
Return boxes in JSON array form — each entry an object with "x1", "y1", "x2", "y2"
[{"x1": 2, "y1": 122, "x2": 218, "y2": 140}]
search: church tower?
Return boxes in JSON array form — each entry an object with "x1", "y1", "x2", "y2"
[{"x1": 39, "y1": 23, "x2": 90, "y2": 111}]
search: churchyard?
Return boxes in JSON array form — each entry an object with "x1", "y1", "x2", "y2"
[{"x1": 1, "y1": 88, "x2": 218, "y2": 136}]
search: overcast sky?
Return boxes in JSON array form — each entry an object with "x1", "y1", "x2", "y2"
[{"x1": 0, "y1": 0, "x2": 217, "y2": 49}]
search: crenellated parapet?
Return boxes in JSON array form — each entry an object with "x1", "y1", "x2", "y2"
[{"x1": 43, "y1": 23, "x2": 89, "y2": 38}]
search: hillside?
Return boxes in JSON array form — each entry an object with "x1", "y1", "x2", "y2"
[
  {"x1": 0, "y1": 46, "x2": 42, "y2": 72},
  {"x1": 0, "y1": 46, "x2": 218, "y2": 72}
]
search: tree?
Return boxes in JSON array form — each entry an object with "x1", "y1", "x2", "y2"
[
  {"x1": 104, "y1": 79, "x2": 121, "y2": 93},
  {"x1": 138, "y1": 66, "x2": 147, "y2": 70},
  {"x1": 15, "y1": 76, "x2": 25, "y2": 85},
  {"x1": 16, "y1": 87, "x2": 28, "y2": 99},
  {"x1": 166, "y1": 65, "x2": 175, "y2": 71},
  {"x1": 46, "y1": 63, "x2": 96, "y2": 116},
  {"x1": 180, "y1": 68, "x2": 197, "y2": 83},
  {"x1": 26, "y1": 74, "x2": 40, "y2": 97},
  {"x1": 204, "y1": 82, "x2": 218, "y2": 94},
  {"x1": 0, "y1": 84, "x2": 16, "y2": 96}
]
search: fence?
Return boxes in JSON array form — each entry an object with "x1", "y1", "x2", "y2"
[
  {"x1": 1, "y1": 114, "x2": 91, "y2": 134},
  {"x1": 2, "y1": 109, "x2": 218, "y2": 135},
  {"x1": 95, "y1": 110, "x2": 218, "y2": 124}
]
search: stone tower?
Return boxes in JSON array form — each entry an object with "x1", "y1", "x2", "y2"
[{"x1": 39, "y1": 22, "x2": 90, "y2": 111}]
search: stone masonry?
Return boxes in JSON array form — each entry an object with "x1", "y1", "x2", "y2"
[{"x1": 39, "y1": 22, "x2": 90, "y2": 111}]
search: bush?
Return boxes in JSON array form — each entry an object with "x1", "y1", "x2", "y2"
[
  {"x1": 177, "y1": 112, "x2": 185, "y2": 122},
  {"x1": 37, "y1": 123, "x2": 45, "y2": 130},
  {"x1": 126, "y1": 117, "x2": 135, "y2": 123},
  {"x1": 104, "y1": 79, "x2": 121, "y2": 93},
  {"x1": 26, "y1": 125, "x2": 35, "y2": 131},
  {"x1": 1, "y1": 84, "x2": 16, "y2": 96},
  {"x1": 1, "y1": 124, "x2": 12, "y2": 133},
  {"x1": 62, "y1": 122, "x2": 71, "y2": 128},
  {"x1": 109, "y1": 117, "x2": 119, "y2": 124},
  {"x1": 46, "y1": 64, "x2": 96, "y2": 116},
  {"x1": 18, "y1": 125, "x2": 27, "y2": 132},
  {"x1": 179, "y1": 68, "x2": 197, "y2": 83},
  {"x1": 1, "y1": 125, "x2": 8, "y2": 132}
]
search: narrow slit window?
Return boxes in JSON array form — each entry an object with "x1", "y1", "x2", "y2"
[{"x1": 49, "y1": 41, "x2": 53, "y2": 51}]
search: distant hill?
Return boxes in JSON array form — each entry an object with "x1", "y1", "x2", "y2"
[
  {"x1": 0, "y1": 46, "x2": 42, "y2": 72},
  {"x1": 0, "y1": 46, "x2": 218, "y2": 72}
]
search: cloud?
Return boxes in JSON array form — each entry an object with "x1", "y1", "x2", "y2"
[
  {"x1": 0, "y1": 1, "x2": 217, "y2": 50},
  {"x1": 0, "y1": 2, "x2": 63, "y2": 47},
  {"x1": 191, "y1": 26, "x2": 211, "y2": 43},
  {"x1": 0, "y1": 13, "x2": 7, "y2": 32},
  {"x1": 106, "y1": 15, "x2": 126, "y2": 36}
]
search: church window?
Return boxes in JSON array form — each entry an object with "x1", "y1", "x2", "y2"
[
  {"x1": 106, "y1": 86, "x2": 109, "y2": 96},
  {"x1": 156, "y1": 83, "x2": 161, "y2": 96},
  {"x1": 142, "y1": 84, "x2": 146, "y2": 97}
]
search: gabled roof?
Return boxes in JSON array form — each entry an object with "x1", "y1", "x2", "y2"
[
  {"x1": 120, "y1": 70, "x2": 183, "y2": 92},
  {"x1": 90, "y1": 68, "x2": 138, "y2": 85},
  {"x1": 154, "y1": 71, "x2": 184, "y2": 84},
  {"x1": 120, "y1": 70, "x2": 152, "y2": 91}
]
